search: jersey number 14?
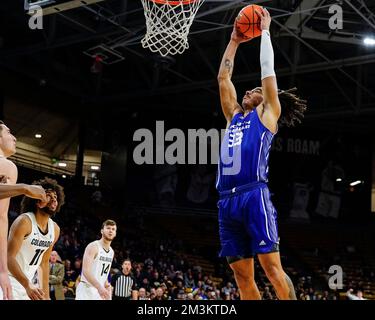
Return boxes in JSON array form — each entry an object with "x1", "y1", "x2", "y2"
[{"x1": 101, "y1": 263, "x2": 110, "y2": 276}]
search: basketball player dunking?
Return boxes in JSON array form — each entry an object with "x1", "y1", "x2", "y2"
[
  {"x1": 0, "y1": 121, "x2": 48, "y2": 300},
  {"x1": 0, "y1": 178, "x2": 64, "y2": 300},
  {"x1": 216, "y1": 9, "x2": 306, "y2": 300},
  {"x1": 75, "y1": 220, "x2": 116, "y2": 300}
]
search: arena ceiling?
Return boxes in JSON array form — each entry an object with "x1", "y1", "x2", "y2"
[{"x1": 0, "y1": 0, "x2": 375, "y2": 173}]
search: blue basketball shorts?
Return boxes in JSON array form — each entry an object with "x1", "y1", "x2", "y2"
[{"x1": 218, "y1": 182, "x2": 279, "y2": 257}]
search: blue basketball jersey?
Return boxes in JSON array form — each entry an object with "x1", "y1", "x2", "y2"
[{"x1": 216, "y1": 110, "x2": 274, "y2": 192}]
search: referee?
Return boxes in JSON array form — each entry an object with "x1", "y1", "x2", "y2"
[{"x1": 111, "y1": 259, "x2": 139, "y2": 300}]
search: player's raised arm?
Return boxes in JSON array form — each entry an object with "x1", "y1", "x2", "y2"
[
  {"x1": 256, "y1": 9, "x2": 281, "y2": 122},
  {"x1": 218, "y1": 26, "x2": 251, "y2": 125},
  {"x1": 82, "y1": 242, "x2": 110, "y2": 300},
  {"x1": 7, "y1": 215, "x2": 44, "y2": 300},
  {"x1": 0, "y1": 183, "x2": 47, "y2": 201}
]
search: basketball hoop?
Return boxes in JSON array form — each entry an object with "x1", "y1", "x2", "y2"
[{"x1": 141, "y1": 0, "x2": 204, "y2": 56}]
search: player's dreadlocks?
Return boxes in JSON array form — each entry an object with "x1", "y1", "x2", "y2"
[{"x1": 277, "y1": 87, "x2": 307, "y2": 127}]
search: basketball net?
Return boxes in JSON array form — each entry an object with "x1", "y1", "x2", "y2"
[{"x1": 141, "y1": 0, "x2": 204, "y2": 56}]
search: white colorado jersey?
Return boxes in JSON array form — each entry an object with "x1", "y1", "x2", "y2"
[
  {"x1": 9, "y1": 212, "x2": 55, "y2": 282},
  {"x1": 81, "y1": 241, "x2": 114, "y2": 287}
]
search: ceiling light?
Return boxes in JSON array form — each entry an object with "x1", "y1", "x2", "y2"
[
  {"x1": 350, "y1": 180, "x2": 362, "y2": 187},
  {"x1": 35, "y1": 134, "x2": 42, "y2": 139},
  {"x1": 364, "y1": 37, "x2": 375, "y2": 46},
  {"x1": 58, "y1": 162, "x2": 67, "y2": 167},
  {"x1": 91, "y1": 165, "x2": 100, "y2": 170}
]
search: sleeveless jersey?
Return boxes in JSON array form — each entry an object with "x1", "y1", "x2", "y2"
[
  {"x1": 9, "y1": 212, "x2": 55, "y2": 282},
  {"x1": 216, "y1": 110, "x2": 274, "y2": 192},
  {"x1": 81, "y1": 241, "x2": 114, "y2": 287}
]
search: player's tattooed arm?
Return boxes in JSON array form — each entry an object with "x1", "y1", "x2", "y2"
[
  {"x1": 218, "y1": 52, "x2": 236, "y2": 81},
  {"x1": 224, "y1": 59, "x2": 233, "y2": 78},
  {"x1": 218, "y1": 39, "x2": 242, "y2": 122}
]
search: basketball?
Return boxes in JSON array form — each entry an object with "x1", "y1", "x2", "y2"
[{"x1": 235, "y1": 4, "x2": 263, "y2": 39}]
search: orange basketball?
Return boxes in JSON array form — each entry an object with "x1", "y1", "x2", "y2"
[{"x1": 235, "y1": 4, "x2": 263, "y2": 39}]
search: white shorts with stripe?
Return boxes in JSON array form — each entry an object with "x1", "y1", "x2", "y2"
[{"x1": 75, "y1": 282, "x2": 103, "y2": 300}]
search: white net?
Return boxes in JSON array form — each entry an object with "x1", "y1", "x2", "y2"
[{"x1": 141, "y1": 0, "x2": 204, "y2": 57}]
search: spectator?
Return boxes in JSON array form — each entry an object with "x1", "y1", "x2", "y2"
[
  {"x1": 73, "y1": 257, "x2": 82, "y2": 275},
  {"x1": 172, "y1": 280, "x2": 185, "y2": 299},
  {"x1": 63, "y1": 259, "x2": 75, "y2": 280},
  {"x1": 150, "y1": 271, "x2": 161, "y2": 288},
  {"x1": 207, "y1": 290, "x2": 217, "y2": 300},
  {"x1": 308, "y1": 287, "x2": 316, "y2": 300},
  {"x1": 153, "y1": 287, "x2": 167, "y2": 301},
  {"x1": 176, "y1": 289, "x2": 186, "y2": 300},
  {"x1": 215, "y1": 289, "x2": 222, "y2": 300},
  {"x1": 222, "y1": 282, "x2": 233, "y2": 296},
  {"x1": 262, "y1": 286, "x2": 273, "y2": 300},
  {"x1": 141, "y1": 277, "x2": 151, "y2": 292},
  {"x1": 346, "y1": 289, "x2": 366, "y2": 300},
  {"x1": 49, "y1": 251, "x2": 65, "y2": 300},
  {"x1": 184, "y1": 273, "x2": 195, "y2": 288},
  {"x1": 138, "y1": 287, "x2": 149, "y2": 300}
]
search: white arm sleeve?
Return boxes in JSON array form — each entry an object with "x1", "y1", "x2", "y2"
[{"x1": 260, "y1": 30, "x2": 276, "y2": 80}]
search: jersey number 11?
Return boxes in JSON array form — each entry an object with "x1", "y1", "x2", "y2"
[{"x1": 29, "y1": 249, "x2": 46, "y2": 266}]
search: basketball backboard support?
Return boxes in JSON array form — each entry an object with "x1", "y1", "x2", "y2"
[{"x1": 84, "y1": 45, "x2": 125, "y2": 65}]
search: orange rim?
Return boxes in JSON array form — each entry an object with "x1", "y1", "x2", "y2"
[{"x1": 150, "y1": 0, "x2": 197, "y2": 5}]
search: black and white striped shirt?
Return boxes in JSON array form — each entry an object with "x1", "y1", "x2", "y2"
[{"x1": 111, "y1": 272, "x2": 138, "y2": 299}]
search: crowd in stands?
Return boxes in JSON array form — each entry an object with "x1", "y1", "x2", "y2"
[
  {"x1": 8, "y1": 172, "x2": 372, "y2": 300},
  {"x1": 47, "y1": 210, "x2": 350, "y2": 300}
]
